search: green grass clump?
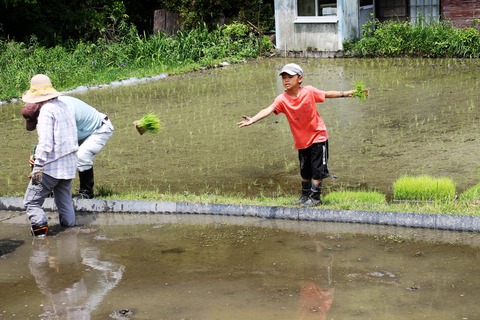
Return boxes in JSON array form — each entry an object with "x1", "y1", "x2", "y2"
[
  {"x1": 323, "y1": 190, "x2": 386, "y2": 209},
  {"x1": 459, "y1": 183, "x2": 480, "y2": 204},
  {"x1": 135, "y1": 113, "x2": 161, "y2": 134},
  {"x1": 352, "y1": 80, "x2": 368, "y2": 101},
  {"x1": 393, "y1": 175, "x2": 456, "y2": 202}
]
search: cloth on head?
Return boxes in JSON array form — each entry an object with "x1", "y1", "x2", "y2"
[
  {"x1": 22, "y1": 74, "x2": 62, "y2": 103},
  {"x1": 279, "y1": 63, "x2": 303, "y2": 77},
  {"x1": 22, "y1": 103, "x2": 43, "y2": 131}
]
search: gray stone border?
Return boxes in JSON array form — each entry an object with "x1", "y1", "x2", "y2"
[{"x1": 1, "y1": 197, "x2": 478, "y2": 232}]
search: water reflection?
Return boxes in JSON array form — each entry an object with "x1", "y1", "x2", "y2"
[
  {"x1": 296, "y1": 283, "x2": 334, "y2": 320},
  {"x1": 29, "y1": 230, "x2": 124, "y2": 319},
  {"x1": 296, "y1": 241, "x2": 334, "y2": 320},
  {"x1": 1, "y1": 214, "x2": 480, "y2": 319}
]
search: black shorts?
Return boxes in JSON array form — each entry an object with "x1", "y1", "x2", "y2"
[{"x1": 298, "y1": 141, "x2": 330, "y2": 180}]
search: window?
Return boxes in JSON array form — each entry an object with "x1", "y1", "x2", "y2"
[
  {"x1": 298, "y1": 0, "x2": 337, "y2": 17},
  {"x1": 360, "y1": 0, "x2": 373, "y2": 6},
  {"x1": 377, "y1": 0, "x2": 408, "y2": 21},
  {"x1": 296, "y1": 0, "x2": 338, "y2": 23},
  {"x1": 410, "y1": 0, "x2": 440, "y2": 23},
  {"x1": 376, "y1": 0, "x2": 440, "y2": 23}
]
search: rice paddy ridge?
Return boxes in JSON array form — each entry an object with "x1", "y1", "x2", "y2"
[
  {"x1": 1, "y1": 197, "x2": 480, "y2": 232},
  {"x1": 0, "y1": 73, "x2": 169, "y2": 105}
]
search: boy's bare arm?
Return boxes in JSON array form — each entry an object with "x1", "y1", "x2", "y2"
[
  {"x1": 237, "y1": 105, "x2": 275, "y2": 128},
  {"x1": 325, "y1": 90, "x2": 354, "y2": 98},
  {"x1": 325, "y1": 88, "x2": 369, "y2": 99}
]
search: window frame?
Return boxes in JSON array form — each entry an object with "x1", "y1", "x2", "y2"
[{"x1": 294, "y1": 0, "x2": 339, "y2": 24}]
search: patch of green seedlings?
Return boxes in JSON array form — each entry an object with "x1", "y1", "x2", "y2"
[
  {"x1": 352, "y1": 80, "x2": 368, "y2": 102},
  {"x1": 134, "y1": 113, "x2": 161, "y2": 135},
  {"x1": 323, "y1": 190, "x2": 386, "y2": 210},
  {"x1": 393, "y1": 175, "x2": 456, "y2": 202}
]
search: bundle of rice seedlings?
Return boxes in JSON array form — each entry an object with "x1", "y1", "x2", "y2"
[
  {"x1": 134, "y1": 113, "x2": 161, "y2": 135},
  {"x1": 393, "y1": 175, "x2": 456, "y2": 202},
  {"x1": 352, "y1": 80, "x2": 368, "y2": 101}
]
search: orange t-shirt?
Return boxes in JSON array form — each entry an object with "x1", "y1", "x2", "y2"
[{"x1": 272, "y1": 85, "x2": 326, "y2": 150}]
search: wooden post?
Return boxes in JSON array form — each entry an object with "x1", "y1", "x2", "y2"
[{"x1": 153, "y1": 9, "x2": 180, "y2": 35}]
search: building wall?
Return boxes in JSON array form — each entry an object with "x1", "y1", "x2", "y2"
[
  {"x1": 291, "y1": 23, "x2": 339, "y2": 52},
  {"x1": 274, "y1": 0, "x2": 479, "y2": 56},
  {"x1": 442, "y1": 0, "x2": 480, "y2": 28},
  {"x1": 275, "y1": 0, "x2": 359, "y2": 57}
]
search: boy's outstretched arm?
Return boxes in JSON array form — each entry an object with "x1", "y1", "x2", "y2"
[
  {"x1": 324, "y1": 89, "x2": 369, "y2": 98},
  {"x1": 237, "y1": 105, "x2": 275, "y2": 128},
  {"x1": 325, "y1": 90, "x2": 354, "y2": 98}
]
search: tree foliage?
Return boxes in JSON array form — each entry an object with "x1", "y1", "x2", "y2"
[
  {"x1": 0, "y1": 0, "x2": 274, "y2": 47},
  {"x1": 157, "y1": 0, "x2": 273, "y2": 31}
]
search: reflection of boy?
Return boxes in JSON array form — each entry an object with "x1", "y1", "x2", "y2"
[
  {"x1": 238, "y1": 63, "x2": 363, "y2": 206},
  {"x1": 296, "y1": 282, "x2": 334, "y2": 320},
  {"x1": 295, "y1": 240, "x2": 335, "y2": 320}
]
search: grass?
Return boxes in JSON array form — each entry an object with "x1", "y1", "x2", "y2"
[
  {"x1": 89, "y1": 187, "x2": 480, "y2": 217},
  {"x1": 458, "y1": 183, "x2": 480, "y2": 204},
  {"x1": 0, "y1": 22, "x2": 273, "y2": 101},
  {"x1": 87, "y1": 171, "x2": 480, "y2": 218},
  {"x1": 323, "y1": 190, "x2": 385, "y2": 208}
]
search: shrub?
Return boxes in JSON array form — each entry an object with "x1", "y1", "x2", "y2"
[{"x1": 344, "y1": 18, "x2": 480, "y2": 58}]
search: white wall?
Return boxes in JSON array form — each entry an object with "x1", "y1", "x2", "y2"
[{"x1": 275, "y1": 0, "x2": 360, "y2": 56}]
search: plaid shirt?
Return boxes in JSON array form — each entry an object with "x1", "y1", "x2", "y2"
[{"x1": 34, "y1": 98, "x2": 78, "y2": 179}]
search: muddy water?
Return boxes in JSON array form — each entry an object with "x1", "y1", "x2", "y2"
[
  {"x1": 1, "y1": 213, "x2": 480, "y2": 319},
  {"x1": 1, "y1": 58, "x2": 480, "y2": 197}
]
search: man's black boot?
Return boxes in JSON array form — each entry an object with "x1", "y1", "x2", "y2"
[{"x1": 77, "y1": 168, "x2": 95, "y2": 199}]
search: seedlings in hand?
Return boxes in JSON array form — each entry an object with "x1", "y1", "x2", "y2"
[
  {"x1": 352, "y1": 80, "x2": 368, "y2": 102},
  {"x1": 134, "y1": 113, "x2": 161, "y2": 135}
]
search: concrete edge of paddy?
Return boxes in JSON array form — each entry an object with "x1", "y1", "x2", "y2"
[{"x1": 1, "y1": 196, "x2": 479, "y2": 233}]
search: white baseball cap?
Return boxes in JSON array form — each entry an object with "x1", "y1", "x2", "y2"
[{"x1": 279, "y1": 63, "x2": 303, "y2": 76}]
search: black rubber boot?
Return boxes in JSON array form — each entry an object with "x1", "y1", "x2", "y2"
[
  {"x1": 292, "y1": 181, "x2": 311, "y2": 205},
  {"x1": 301, "y1": 184, "x2": 322, "y2": 207},
  {"x1": 78, "y1": 168, "x2": 95, "y2": 199}
]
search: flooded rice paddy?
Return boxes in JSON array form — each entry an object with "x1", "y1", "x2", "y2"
[
  {"x1": 1, "y1": 58, "x2": 480, "y2": 198},
  {"x1": 1, "y1": 58, "x2": 480, "y2": 319},
  {"x1": 1, "y1": 212, "x2": 480, "y2": 319}
]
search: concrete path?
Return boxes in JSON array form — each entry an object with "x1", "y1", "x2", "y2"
[{"x1": 1, "y1": 196, "x2": 479, "y2": 232}]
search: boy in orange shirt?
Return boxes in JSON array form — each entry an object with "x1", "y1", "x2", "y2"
[{"x1": 237, "y1": 63, "x2": 363, "y2": 206}]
